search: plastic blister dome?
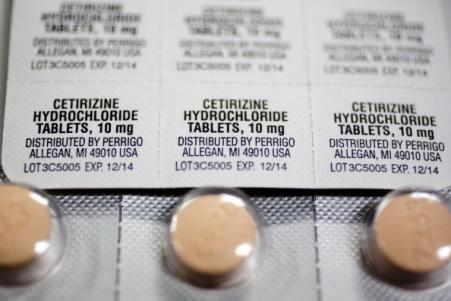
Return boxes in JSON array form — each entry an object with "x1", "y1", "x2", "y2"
[
  {"x1": 0, "y1": 184, "x2": 66, "y2": 285},
  {"x1": 164, "y1": 187, "x2": 264, "y2": 288},
  {"x1": 362, "y1": 188, "x2": 451, "y2": 289}
]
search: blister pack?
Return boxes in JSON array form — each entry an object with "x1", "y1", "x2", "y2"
[{"x1": 0, "y1": 0, "x2": 450, "y2": 300}]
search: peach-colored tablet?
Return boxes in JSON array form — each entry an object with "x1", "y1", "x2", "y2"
[
  {"x1": 368, "y1": 191, "x2": 451, "y2": 287},
  {"x1": 168, "y1": 192, "x2": 258, "y2": 285},
  {"x1": 0, "y1": 184, "x2": 52, "y2": 267}
]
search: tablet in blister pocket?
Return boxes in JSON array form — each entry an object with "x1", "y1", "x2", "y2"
[
  {"x1": 362, "y1": 188, "x2": 451, "y2": 289},
  {"x1": 0, "y1": 184, "x2": 66, "y2": 285},
  {"x1": 164, "y1": 187, "x2": 264, "y2": 288}
]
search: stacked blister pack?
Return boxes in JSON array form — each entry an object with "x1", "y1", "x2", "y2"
[{"x1": 0, "y1": 0, "x2": 451, "y2": 300}]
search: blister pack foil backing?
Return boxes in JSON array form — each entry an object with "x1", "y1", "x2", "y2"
[{"x1": 0, "y1": 185, "x2": 450, "y2": 301}]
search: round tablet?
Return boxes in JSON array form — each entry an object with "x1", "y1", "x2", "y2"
[
  {"x1": 374, "y1": 193, "x2": 451, "y2": 273},
  {"x1": 0, "y1": 184, "x2": 52, "y2": 267},
  {"x1": 367, "y1": 190, "x2": 451, "y2": 287},
  {"x1": 168, "y1": 191, "x2": 259, "y2": 286}
]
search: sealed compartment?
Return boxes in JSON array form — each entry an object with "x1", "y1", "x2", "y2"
[
  {"x1": 163, "y1": 187, "x2": 264, "y2": 287},
  {"x1": 362, "y1": 188, "x2": 451, "y2": 289},
  {"x1": 0, "y1": 184, "x2": 66, "y2": 285}
]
